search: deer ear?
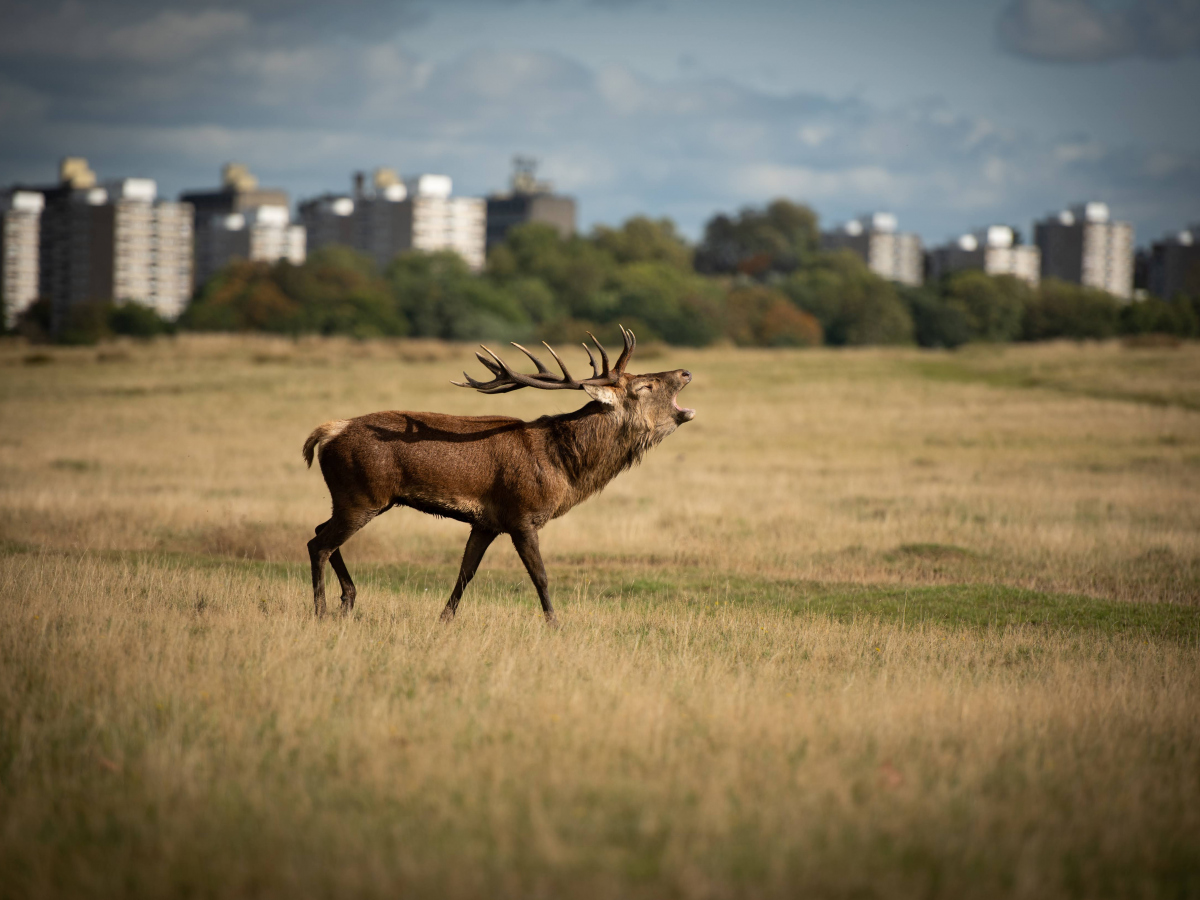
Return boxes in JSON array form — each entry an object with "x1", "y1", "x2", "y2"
[{"x1": 583, "y1": 383, "x2": 621, "y2": 406}]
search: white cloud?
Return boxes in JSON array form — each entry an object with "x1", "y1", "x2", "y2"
[
  {"x1": 1054, "y1": 140, "x2": 1106, "y2": 162},
  {"x1": 731, "y1": 164, "x2": 906, "y2": 202},
  {"x1": 0, "y1": 5, "x2": 1197, "y2": 241}
]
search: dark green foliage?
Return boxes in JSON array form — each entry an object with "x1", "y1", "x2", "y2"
[
  {"x1": 182, "y1": 260, "x2": 301, "y2": 332},
  {"x1": 783, "y1": 250, "x2": 914, "y2": 345},
  {"x1": 57, "y1": 301, "x2": 113, "y2": 345},
  {"x1": 1022, "y1": 279, "x2": 1120, "y2": 340},
  {"x1": 489, "y1": 223, "x2": 616, "y2": 321},
  {"x1": 387, "y1": 251, "x2": 526, "y2": 341},
  {"x1": 109, "y1": 301, "x2": 174, "y2": 338},
  {"x1": 280, "y1": 247, "x2": 405, "y2": 338},
  {"x1": 611, "y1": 262, "x2": 725, "y2": 346},
  {"x1": 172, "y1": 203, "x2": 1191, "y2": 350},
  {"x1": 592, "y1": 217, "x2": 692, "y2": 271},
  {"x1": 899, "y1": 286, "x2": 971, "y2": 349},
  {"x1": 942, "y1": 271, "x2": 1031, "y2": 342},
  {"x1": 1119, "y1": 295, "x2": 1199, "y2": 338},
  {"x1": 13, "y1": 297, "x2": 53, "y2": 341},
  {"x1": 695, "y1": 199, "x2": 820, "y2": 275}
]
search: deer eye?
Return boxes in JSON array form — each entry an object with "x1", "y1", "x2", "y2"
[{"x1": 636, "y1": 384, "x2": 653, "y2": 393}]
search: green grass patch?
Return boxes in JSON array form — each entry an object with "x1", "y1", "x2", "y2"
[{"x1": 5, "y1": 541, "x2": 1194, "y2": 642}]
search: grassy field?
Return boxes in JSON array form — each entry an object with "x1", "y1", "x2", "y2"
[{"x1": 1, "y1": 335, "x2": 1198, "y2": 898}]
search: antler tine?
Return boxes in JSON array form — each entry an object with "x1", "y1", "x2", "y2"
[
  {"x1": 586, "y1": 331, "x2": 610, "y2": 376},
  {"x1": 455, "y1": 335, "x2": 620, "y2": 394},
  {"x1": 510, "y1": 342, "x2": 552, "y2": 375},
  {"x1": 452, "y1": 343, "x2": 581, "y2": 392},
  {"x1": 582, "y1": 342, "x2": 599, "y2": 378},
  {"x1": 541, "y1": 341, "x2": 574, "y2": 383},
  {"x1": 452, "y1": 368, "x2": 521, "y2": 393},
  {"x1": 613, "y1": 324, "x2": 636, "y2": 374},
  {"x1": 474, "y1": 351, "x2": 502, "y2": 376}
]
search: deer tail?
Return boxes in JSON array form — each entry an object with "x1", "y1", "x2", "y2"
[{"x1": 303, "y1": 420, "x2": 350, "y2": 468}]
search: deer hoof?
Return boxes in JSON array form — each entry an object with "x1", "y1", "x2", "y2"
[{"x1": 439, "y1": 607, "x2": 456, "y2": 624}]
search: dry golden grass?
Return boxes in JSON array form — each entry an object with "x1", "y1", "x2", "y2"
[{"x1": 1, "y1": 335, "x2": 1198, "y2": 897}]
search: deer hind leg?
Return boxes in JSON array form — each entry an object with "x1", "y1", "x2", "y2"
[
  {"x1": 440, "y1": 526, "x2": 499, "y2": 623},
  {"x1": 315, "y1": 520, "x2": 358, "y2": 613},
  {"x1": 510, "y1": 528, "x2": 557, "y2": 626},
  {"x1": 309, "y1": 509, "x2": 374, "y2": 617}
]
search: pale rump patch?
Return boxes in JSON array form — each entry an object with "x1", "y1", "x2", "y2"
[
  {"x1": 315, "y1": 420, "x2": 350, "y2": 457},
  {"x1": 302, "y1": 419, "x2": 351, "y2": 467}
]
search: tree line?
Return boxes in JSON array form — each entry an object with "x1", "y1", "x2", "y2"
[{"x1": 11, "y1": 199, "x2": 1200, "y2": 347}]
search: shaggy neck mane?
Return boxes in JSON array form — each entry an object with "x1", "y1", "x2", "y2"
[{"x1": 541, "y1": 402, "x2": 661, "y2": 505}]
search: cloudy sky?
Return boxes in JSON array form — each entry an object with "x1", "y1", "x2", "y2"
[{"x1": 0, "y1": 0, "x2": 1197, "y2": 245}]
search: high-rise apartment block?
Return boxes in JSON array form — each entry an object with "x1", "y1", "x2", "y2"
[
  {"x1": 300, "y1": 169, "x2": 486, "y2": 271},
  {"x1": 1, "y1": 189, "x2": 44, "y2": 328},
  {"x1": 928, "y1": 225, "x2": 1041, "y2": 286},
  {"x1": 1034, "y1": 202, "x2": 1133, "y2": 299},
  {"x1": 485, "y1": 157, "x2": 576, "y2": 249},
  {"x1": 36, "y1": 158, "x2": 193, "y2": 320},
  {"x1": 821, "y1": 212, "x2": 923, "y2": 286},
  {"x1": 183, "y1": 164, "x2": 303, "y2": 287},
  {"x1": 1147, "y1": 225, "x2": 1200, "y2": 300}
]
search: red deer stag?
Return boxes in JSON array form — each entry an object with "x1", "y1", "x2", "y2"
[{"x1": 303, "y1": 327, "x2": 694, "y2": 623}]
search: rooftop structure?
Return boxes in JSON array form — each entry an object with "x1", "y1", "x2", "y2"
[
  {"x1": 821, "y1": 212, "x2": 923, "y2": 286},
  {"x1": 928, "y1": 225, "x2": 1041, "y2": 286},
  {"x1": 486, "y1": 156, "x2": 576, "y2": 249},
  {"x1": 36, "y1": 159, "x2": 193, "y2": 320},
  {"x1": 301, "y1": 169, "x2": 486, "y2": 271},
  {"x1": 1034, "y1": 202, "x2": 1134, "y2": 299},
  {"x1": 1146, "y1": 225, "x2": 1200, "y2": 300}
]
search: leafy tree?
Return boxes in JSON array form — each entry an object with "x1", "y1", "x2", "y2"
[
  {"x1": 783, "y1": 250, "x2": 913, "y2": 345},
  {"x1": 592, "y1": 217, "x2": 692, "y2": 271},
  {"x1": 1118, "y1": 295, "x2": 1198, "y2": 338},
  {"x1": 1022, "y1": 279, "x2": 1120, "y2": 340},
  {"x1": 899, "y1": 285, "x2": 971, "y2": 349},
  {"x1": 280, "y1": 247, "x2": 404, "y2": 338},
  {"x1": 110, "y1": 301, "x2": 173, "y2": 338},
  {"x1": 942, "y1": 271, "x2": 1030, "y2": 342},
  {"x1": 503, "y1": 276, "x2": 559, "y2": 326},
  {"x1": 58, "y1": 301, "x2": 113, "y2": 345},
  {"x1": 183, "y1": 260, "x2": 301, "y2": 332},
  {"x1": 13, "y1": 297, "x2": 53, "y2": 342},
  {"x1": 388, "y1": 250, "x2": 527, "y2": 341},
  {"x1": 491, "y1": 223, "x2": 617, "y2": 321},
  {"x1": 611, "y1": 262, "x2": 724, "y2": 346},
  {"x1": 695, "y1": 199, "x2": 820, "y2": 275},
  {"x1": 726, "y1": 285, "x2": 822, "y2": 347}
]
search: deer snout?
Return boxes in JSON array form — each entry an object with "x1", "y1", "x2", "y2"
[{"x1": 680, "y1": 370, "x2": 692, "y2": 382}]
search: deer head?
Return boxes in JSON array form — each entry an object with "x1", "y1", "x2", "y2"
[{"x1": 454, "y1": 326, "x2": 696, "y2": 436}]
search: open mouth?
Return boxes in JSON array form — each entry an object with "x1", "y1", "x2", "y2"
[{"x1": 672, "y1": 386, "x2": 696, "y2": 422}]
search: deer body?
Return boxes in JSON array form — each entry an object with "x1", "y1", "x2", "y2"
[{"x1": 304, "y1": 328, "x2": 693, "y2": 622}]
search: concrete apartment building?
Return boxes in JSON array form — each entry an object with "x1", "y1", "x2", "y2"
[
  {"x1": 183, "y1": 164, "x2": 303, "y2": 287},
  {"x1": 821, "y1": 212, "x2": 923, "y2": 286},
  {"x1": 1147, "y1": 225, "x2": 1200, "y2": 300},
  {"x1": 1034, "y1": 202, "x2": 1134, "y2": 299},
  {"x1": 1, "y1": 189, "x2": 44, "y2": 328},
  {"x1": 485, "y1": 157, "x2": 576, "y2": 249},
  {"x1": 301, "y1": 169, "x2": 486, "y2": 271},
  {"x1": 928, "y1": 225, "x2": 1041, "y2": 286},
  {"x1": 37, "y1": 158, "x2": 193, "y2": 320}
]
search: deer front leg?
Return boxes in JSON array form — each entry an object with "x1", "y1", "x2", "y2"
[
  {"x1": 440, "y1": 526, "x2": 498, "y2": 623},
  {"x1": 510, "y1": 528, "x2": 557, "y2": 626}
]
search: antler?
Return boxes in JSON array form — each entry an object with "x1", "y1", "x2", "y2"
[{"x1": 453, "y1": 326, "x2": 637, "y2": 394}]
